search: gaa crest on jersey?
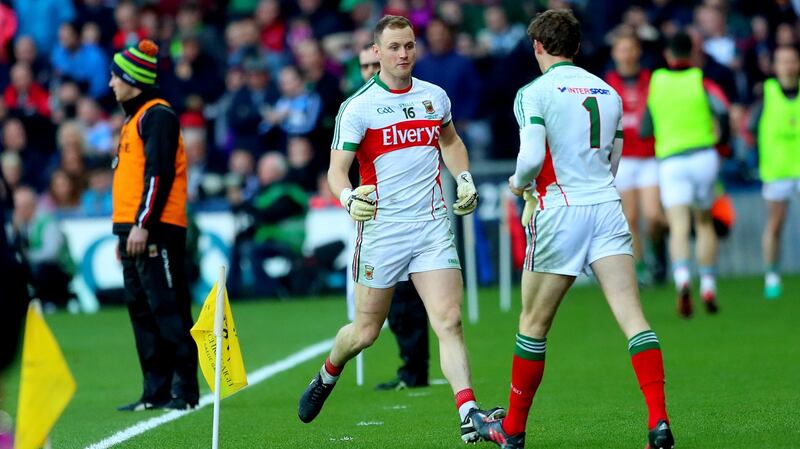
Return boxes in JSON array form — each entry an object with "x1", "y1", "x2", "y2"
[
  {"x1": 364, "y1": 264, "x2": 374, "y2": 280},
  {"x1": 423, "y1": 100, "x2": 435, "y2": 114}
]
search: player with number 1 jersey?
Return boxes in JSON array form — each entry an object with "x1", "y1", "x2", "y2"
[
  {"x1": 472, "y1": 10, "x2": 674, "y2": 449},
  {"x1": 514, "y1": 60, "x2": 623, "y2": 212}
]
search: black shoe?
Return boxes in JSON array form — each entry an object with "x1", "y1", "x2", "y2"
[
  {"x1": 471, "y1": 415, "x2": 525, "y2": 448},
  {"x1": 298, "y1": 374, "x2": 336, "y2": 423},
  {"x1": 375, "y1": 378, "x2": 408, "y2": 391},
  {"x1": 462, "y1": 407, "x2": 506, "y2": 443},
  {"x1": 116, "y1": 399, "x2": 167, "y2": 412},
  {"x1": 374, "y1": 377, "x2": 428, "y2": 391},
  {"x1": 702, "y1": 291, "x2": 719, "y2": 314},
  {"x1": 677, "y1": 287, "x2": 692, "y2": 318},
  {"x1": 647, "y1": 420, "x2": 674, "y2": 449},
  {"x1": 164, "y1": 397, "x2": 197, "y2": 411}
]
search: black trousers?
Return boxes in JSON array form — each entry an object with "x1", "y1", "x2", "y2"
[
  {"x1": 119, "y1": 229, "x2": 199, "y2": 405},
  {"x1": 0, "y1": 252, "x2": 29, "y2": 372},
  {"x1": 30, "y1": 262, "x2": 73, "y2": 307},
  {"x1": 388, "y1": 281, "x2": 429, "y2": 386}
]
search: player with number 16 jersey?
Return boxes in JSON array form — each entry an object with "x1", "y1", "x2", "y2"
[
  {"x1": 332, "y1": 74, "x2": 451, "y2": 222},
  {"x1": 298, "y1": 16, "x2": 502, "y2": 445}
]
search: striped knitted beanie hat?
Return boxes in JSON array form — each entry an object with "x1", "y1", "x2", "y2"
[{"x1": 111, "y1": 39, "x2": 159, "y2": 89}]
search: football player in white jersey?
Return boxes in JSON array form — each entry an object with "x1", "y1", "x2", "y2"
[
  {"x1": 297, "y1": 15, "x2": 503, "y2": 443},
  {"x1": 357, "y1": 42, "x2": 431, "y2": 391},
  {"x1": 472, "y1": 11, "x2": 674, "y2": 449}
]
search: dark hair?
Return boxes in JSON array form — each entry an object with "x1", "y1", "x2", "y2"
[
  {"x1": 61, "y1": 21, "x2": 81, "y2": 36},
  {"x1": 668, "y1": 32, "x2": 693, "y2": 59},
  {"x1": 527, "y1": 9, "x2": 581, "y2": 58},
  {"x1": 374, "y1": 15, "x2": 413, "y2": 44},
  {"x1": 427, "y1": 16, "x2": 456, "y2": 39}
]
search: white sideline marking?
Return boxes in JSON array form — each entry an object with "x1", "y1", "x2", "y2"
[
  {"x1": 355, "y1": 421, "x2": 383, "y2": 426},
  {"x1": 85, "y1": 339, "x2": 334, "y2": 449}
]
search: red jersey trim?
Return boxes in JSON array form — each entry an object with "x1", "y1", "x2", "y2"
[{"x1": 535, "y1": 142, "x2": 568, "y2": 209}]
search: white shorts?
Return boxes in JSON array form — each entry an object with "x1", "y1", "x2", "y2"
[
  {"x1": 524, "y1": 201, "x2": 633, "y2": 276},
  {"x1": 615, "y1": 157, "x2": 659, "y2": 192},
  {"x1": 658, "y1": 148, "x2": 720, "y2": 209},
  {"x1": 762, "y1": 178, "x2": 800, "y2": 202},
  {"x1": 352, "y1": 218, "x2": 461, "y2": 288}
]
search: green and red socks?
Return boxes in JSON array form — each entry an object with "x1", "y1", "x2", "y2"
[
  {"x1": 499, "y1": 331, "x2": 667, "y2": 435},
  {"x1": 502, "y1": 334, "x2": 546, "y2": 436},
  {"x1": 320, "y1": 357, "x2": 342, "y2": 385},
  {"x1": 628, "y1": 330, "x2": 669, "y2": 429}
]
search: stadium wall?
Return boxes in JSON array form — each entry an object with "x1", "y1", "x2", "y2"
[{"x1": 60, "y1": 188, "x2": 799, "y2": 305}]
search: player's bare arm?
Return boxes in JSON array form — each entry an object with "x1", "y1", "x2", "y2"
[
  {"x1": 611, "y1": 115, "x2": 624, "y2": 177},
  {"x1": 328, "y1": 149, "x2": 376, "y2": 221},
  {"x1": 439, "y1": 123, "x2": 478, "y2": 215},
  {"x1": 438, "y1": 123, "x2": 469, "y2": 176},
  {"x1": 327, "y1": 149, "x2": 355, "y2": 199}
]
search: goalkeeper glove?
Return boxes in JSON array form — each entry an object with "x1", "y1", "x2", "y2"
[
  {"x1": 453, "y1": 171, "x2": 478, "y2": 216},
  {"x1": 520, "y1": 189, "x2": 538, "y2": 226},
  {"x1": 340, "y1": 185, "x2": 377, "y2": 221}
]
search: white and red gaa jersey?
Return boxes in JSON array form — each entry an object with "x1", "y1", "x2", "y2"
[
  {"x1": 332, "y1": 75, "x2": 452, "y2": 221},
  {"x1": 516, "y1": 62, "x2": 623, "y2": 209},
  {"x1": 604, "y1": 69, "x2": 656, "y2": 158}
]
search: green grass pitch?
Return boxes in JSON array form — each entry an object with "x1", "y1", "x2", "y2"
[{"x1": 2, "y1": 276, "x2": 798, "y2": 448}]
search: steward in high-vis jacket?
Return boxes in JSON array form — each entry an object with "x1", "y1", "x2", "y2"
[{"x1": 109, "y1": 39, "x2": 198, "y2": 412}]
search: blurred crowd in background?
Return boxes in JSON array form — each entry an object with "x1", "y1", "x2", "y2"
[{"x1": 1, "y1": 0, "x2": 799, "y2": 301}]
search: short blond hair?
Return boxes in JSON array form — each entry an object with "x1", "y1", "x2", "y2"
[{"x1": 374, "y1": 15, "x2": 413, "y2": 45}]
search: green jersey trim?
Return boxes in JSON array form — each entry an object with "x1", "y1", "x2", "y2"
[
  {"x1": 371, "y1": 73, "x2": 413, "y2": 94},
  {"x1": 514, "y1": 79, "x2": 538, "y2": 127},
  {"x1": 529, "y1": 116, "x2": 545, "y2": 126},
  {"x1": 545, "y1": 61, "x2": 575, "y2": 73},
  {"x1": 342, "y1": 142, "x2": 359, "y2": 151},
  {"x1": 373, "y1": 74, "x2": 390, "y2": 92}
]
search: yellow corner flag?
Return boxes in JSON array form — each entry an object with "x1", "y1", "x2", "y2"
[
  {"x1": 15, "y1": 301, "x2": 76, "y2": 449},
  {"x1": 190, "y1": 282, "x2": 247, "y2": 399}
]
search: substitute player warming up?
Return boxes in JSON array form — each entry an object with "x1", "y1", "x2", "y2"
[
  {"x1": 297, "y1": 15, "x2": 503, "y2": 443},
  {"x1": 472, "y1": 11, "x2": 674, "y2": 449},
  {"x1": 748, "y1": 45, "x2": 800, "y2": 300},
  {"x1": 641, "y1": 32, "x2": 730, "y2": 317}
]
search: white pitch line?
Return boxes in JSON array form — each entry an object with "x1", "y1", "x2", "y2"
[{"x1": 85, "y1": 338, "x2": 334, "y2": 449}]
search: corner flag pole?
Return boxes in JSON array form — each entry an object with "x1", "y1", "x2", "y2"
[{"x1": 212, "y1": 266, "x2": 226, "y2": 449}]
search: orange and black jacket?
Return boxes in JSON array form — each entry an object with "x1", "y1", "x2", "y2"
[{"x1": 112, "y1": 88, "x2": 187, "y2": 236}]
